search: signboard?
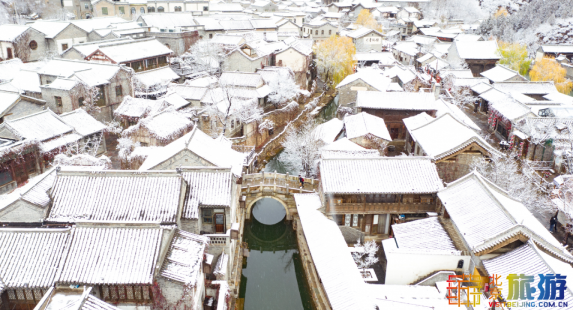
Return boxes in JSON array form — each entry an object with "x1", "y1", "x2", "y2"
[
  {"x1": 350, "y1": 86, "x2": 368, "y2": 91},
  {"x1": 364, "y1": 37, "x2": 381, "y2": 44}
]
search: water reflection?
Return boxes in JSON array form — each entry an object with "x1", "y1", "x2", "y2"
[{"x1": 239, "y1": 198, "x2": 314, "y2": 310}]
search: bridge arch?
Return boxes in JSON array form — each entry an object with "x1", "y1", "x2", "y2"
[{"x1": 246, "y1": 196, "x2": 292, "y2": 221}]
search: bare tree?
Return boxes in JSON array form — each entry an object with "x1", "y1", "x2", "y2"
[
  {"x1": 279, "y1": 115, "x2": 325, "y2": 178},
  {"x1": 352, "y1": 239, "x2": 380, "y2": 277}
]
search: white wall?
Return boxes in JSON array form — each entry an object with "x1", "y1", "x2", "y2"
[{"x1": 383, "y1": 239, "x2": 471, "y2": 285}]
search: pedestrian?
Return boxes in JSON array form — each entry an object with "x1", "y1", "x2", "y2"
[
  {"x1": 549, "y1": 214, "x2": 558, "y2": 233},
  {"x1": 299, "y1": 175, "x2": 304, "y2": 188}
]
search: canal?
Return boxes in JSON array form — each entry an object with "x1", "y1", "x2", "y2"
[
  {"x1": 264, "y1": 94, "x2": 339, "y2": 174},
  {"x1": 238, "y1": 198, "x2": 314, "y2": 310}
]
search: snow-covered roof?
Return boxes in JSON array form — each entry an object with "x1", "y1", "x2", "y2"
[
  {"x1": 160, "y1": 229, "x2": 209, "y2": 286},
  {"x1": 135, "y1": 66, "x2": 180, "y2": 87},
  {"x1": 312, "y1": 118, "x2": 344, "y2": 144},
  {"x1": 126, "y1": 111, "x2": 193, "y2": 142},
  {"x1": 346, "y1": 27, "x2": 384, "y2": 39},
  {"x1": 403, "y1": 112, "x2": 434, "y2": 135},
  {"x1": 393, "y1": 41, "x2": 419, "y2": 57},
  {"x1": 294, "y1": 193, "x2": 374, "y2": 310},
  {"x1": 410, "y1": 113, "x2": 496, "y2": 160},
  {"x1": 367, "y1": 284, "x2": 457, "y2": 310},
  {"x1": 0, "y1": 90, "x2": 21, "y2": 116},
  {"x1": 139, "y1": 127, "x2": 246, "y2": 176},
  {"x1": 182, "y1": 168, "x2": 233, "y2": 219},
  {"x1": 452, "y1": 77, "x2": 489, "y2": 88},
  {"x1": 483, "y1": 242, "x2": 573, "y2": 309},
  {"x1": 441, "y1": 69, "x2": 473, "y2": 79},
  {"x1": 336, "y1": 69, "x2": 391, "y2": 92},
  {"x1": 39, "y1": 59, "x2": 122, "y2": 87},
  {"x1": 41, "y1": 78, "x2": 78, "y2": 91},
  {"x1": 94, "y1": 38, "x2": 173, "y2": 63},
  {"x1": 140, "y1": 13, "x2": 197, "y2": 29},
  {"x1": 453, "y1": 41, "x2": 501, "y2": 60},
  {"x1": 320, "y1": 157, "x2": 443, "y2": 194},
  {"x1": 20, "y1": 168, "x2": 57, "y2": 208},
  {"x1": 344, "y1": 112, "x2": 392, "y2": 142},
  {"x1": 485, "y1": 91, "x2": 532, "y2": 122},
  {"x1": 480, "y1": 65, "x2": 526, "y2": 83},
  {"x1": 40, "y1": 133, "x2": 82, "y2": 154},
  {"x1": 29, "y1": 21, "x2": 71, "y2": 38},
  {"x1": 70, "y1": 16, "x2": 127, "y2": 33},
  {"x1": 170, "y1": 85, "x2": 208, "y2": 101},
  {"x1": 322, "y1": 138, "x2": 368, "y2": 152},
  {"x1": 438, "y1": 172, "x2": 570, "y2": 261},
  {"x1": 355, "y1": 51, "x2": 396, "y2": 65},
  {"x1": 4, "y1": 109, "x2": 73, "y2": 141},
  {"x1": 81, "y1": 295, "x2": 119, "y2": 310},
  {"x1": 60, "y1": 109, "x2": 106, "y2": 136},
  {"x1": 433, "y1": 99, "x2": 480, "y2": 131},
  {"x1": 220, "y1": 71, "x2": 264, "y2": 88},
  {"x1": 47, "y1": 170, "x2": 183, "y2": 223},
  {"x1": 470, "y1": 82, "x2": 492, "y2": 95},
  {"x1": 58, "y1": 225, "x2": 164, "y2": 285},
  {"x1": 491, "y1": 81, "x2": 559, "y2": 96},
  {"x1": 0, "y1": 24, "x2": 30, "y2": 42},
  {"x1": 392, "y1": 217, "x2": 461, "y2": 255},
  {"x1": 356, "y1": 91, "x2": 436, "y2": 110},
  {"x1": 114, "y1": 96, "x2": 170, "y2": 119},
  {"x1": 540, "y1": 45, "x2": 574, "y2": 54},
  {"x1": 0, "y1": 227, "x2": 73, "y2": 289}
]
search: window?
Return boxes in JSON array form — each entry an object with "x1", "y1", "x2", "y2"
[
  {"x1": 158, "y1": 56, "x2": 167, "y2": 66},
  {"x1": 148, "y1": 7, "x2": 155, "y2": 12},
  {"x1": 102, "y1": 7, "x2": 108, "y2": 15},
  {"x1": 119, "y1": 6, "x2": 125, "y2": 14},
  {"x1": 158, "y1": 6, "x2": 164, "y2": 12},
  {"x1": 84, "y1": 3, "x2": 89, "y2": 9},
  {"x1": 96, "y1": 85, "x2": 106, "y2": 106},
  {"x1": 55, "y1": 96, "x2": 63, "y2": 108},
  {"x1": 29, "y1": 40, "x2": 38, "y2": 50},
  {"x1": 145, "y1": 58, "x2": 157, "y2": 69},
  {"x1": 202, "y1": 208, "x2": 213, "y2": 223},
  {"x1": 268, "y1": 128, "x2": 274, "y2": 136},
  {"x1": 131, "y1": 61, "x2": 143, "y2": 72},
  {"x1": 315, "y1": 30, "x2": 318, "y2": 35},
  {"x1": 352, "y1": 214, "x2": 359, "y2": 227},
  {"x1": 175, "y1": 6, "x2": 182, "y2": 12},
  {"x1": 231, "y1": 120, "x2": 235, "y2": 129},
  {"x1": 115, "y1": 85, "x2": 122, "y2": 97},
  {"x1": 209, "y1": 34, "x2": 213, "y2": 39},
  {"x1": 344, "y1": 214, "x2": 351, "y2": 227},
  {"x1": 329, "y1": 29, "x2": 331, "y2": 35},
  {"x1": 203, "y1": 6, "x2": 208, "y2": 11},
  {"x1": 61, "y1": 43, "x2": 68, "y2": 51},
  {"x1": 78, "y1": 97, "x2": 84, "y2": 107},
  {"x1": 0, "y1": 170, "x2": 13, "y2": 186},
  {"x1": 140, "y1": 7, "x2": 145, "y2": 13},
  {"x1": 131, "y1": 7, "x2": 136, "y2": 15},
  {"x1": 321, "y1": 30, "x2": 324, "y2": 35}
]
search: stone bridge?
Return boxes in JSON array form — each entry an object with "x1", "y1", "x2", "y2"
[{"x1": 241, "y1": 171, "x2": 319, "y2": 221}]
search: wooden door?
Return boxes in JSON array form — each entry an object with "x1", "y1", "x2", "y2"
[
  {"x1": 364, "y1": 214, "x2": 373, "y2": 234},
  {"x1": 7, "y1": 48, "x2": 13, "y2": 59},
  {"x1": 215, "y1": 213, "x2": 224, "y2": 233}
]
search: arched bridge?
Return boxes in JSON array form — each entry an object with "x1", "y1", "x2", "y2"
[{"x1": 241, "y1": 171, "x2": 319, "y2": 221}]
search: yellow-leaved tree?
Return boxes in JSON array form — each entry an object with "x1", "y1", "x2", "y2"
[
  {"x1": 314, "y1": 35, "x2": 356, "y2": 89},
  {"x1": 497, "y1": 41, "x2": 531, "y2": 76},
  {"x1": 355, "y1": 9, "x2": 382, "y2": 31},
  {"x1": 530, "y1": 58, "x2": 573, "y2": 94}
]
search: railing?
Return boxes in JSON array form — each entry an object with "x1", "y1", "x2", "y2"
[
  {"x1": 241, "y1": 171, "x2": 319, "y2": 194},
  {"x1": 526, "y1": 160, "x2": 554, "y2": 171},
  {"x1": 325, "y1": 202, "x2": 437, "y2": 214},
  {"x1": 205, "y1": 232, "x2": 230, "y2": 245}
]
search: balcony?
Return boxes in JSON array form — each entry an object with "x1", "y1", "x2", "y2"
[{"x1": 325, "y1": 202, "x2": 437, "y2": 214}]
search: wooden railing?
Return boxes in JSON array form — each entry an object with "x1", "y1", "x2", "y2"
[{"x1": 325, "y1": 202, "x2": 437, "y2": 214}]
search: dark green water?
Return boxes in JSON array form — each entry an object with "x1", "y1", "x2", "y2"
[{"x1": 239, "y1": 198, "x2": 314, "y2": 310}]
